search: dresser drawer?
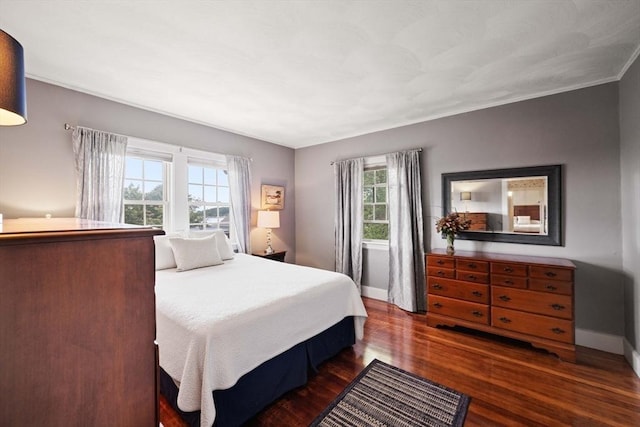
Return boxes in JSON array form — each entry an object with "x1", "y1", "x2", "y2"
[
  {"x1": 466, "y1": 213, "x2": 487, "y2": 231},
  {"x1": 491, "y1": 286, "x2": 572, "y2": 319},
  {"x1": 427, "y1": 266, "x2": 455, "y2": 279},
  {"x1": 529, "y1": 278, "x2": 573, "y2": 295},
  {"x1": 530, "y1": 266, "x2": 573, "y2": 282},
  {"x1": 492, "y1": 307, "x2": 574, "y2": 344},
  {"x1": 456, "y1": 259, "x2": 489, "y2": 273},
  {"x1": 427, "y1": 255, "x2": 454, "y2": 269},
  {"x1": 427, "y1": 277, "x2": 489, "y2": 303},
  {"x1": 464, "y1": 213, "x2": 487, "y2": 222},
  {"x1": 429, "y1": 295, "x2": 489, "y2": 324},
  {"x1": 456, "y1": 270, "x2": 489, "y2": 284},
  {"x1": 468, "y1": 222, "x2": 487, "y2": 231},
  {"x1": 491, "y1": 262, "x2": 527, "y2": 277},
  {"x1": 491, "y1": 274, "x2": 527, "y2": 289}
]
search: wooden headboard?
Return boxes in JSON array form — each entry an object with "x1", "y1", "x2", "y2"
[{"x1": 513, "y1": 205, "x2": 540, "y2": 220}]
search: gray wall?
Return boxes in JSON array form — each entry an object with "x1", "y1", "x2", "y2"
[
  {"x1": 0, "y1": 76, "x2": 631, "y2": 350},
  {"x1": 620, "y1": 56, "x2": 640, "y2": 360},
  {"x1": 0, "y1": 79, "x2": 296, "y2": 261},
  {"x1": 295, "y1": 83, "x2": 624, "y2": 337}
]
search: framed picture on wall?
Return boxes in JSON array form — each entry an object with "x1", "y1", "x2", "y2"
[{"x1": 261, "y1": 184, "x2": 285, "y2": 210}]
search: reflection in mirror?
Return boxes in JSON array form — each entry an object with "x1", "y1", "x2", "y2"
[
  {"x1": 442, "y1": 165, "x2": 562, "y2": 246},
  {"x1": 450, "y1": 176, "x2": 548, "y2": 235}
]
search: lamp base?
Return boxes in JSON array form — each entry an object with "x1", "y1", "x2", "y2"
[{"x1": 265, "y1": 228, "x2": 274, "y2": 254}]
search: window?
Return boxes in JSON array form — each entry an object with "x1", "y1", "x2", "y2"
[
  {"x1": 122, "y1": 137, "x2": 229, "y2": 237},
  {"x1": 363, "y1": 167, "x2": 388, "y2": 240},
  {"x1": 188, "y1": 163, "x2": 231, "y2": 234},
  {"x1": 123, "y1": 156, "x2": 168, "y2": 227}
]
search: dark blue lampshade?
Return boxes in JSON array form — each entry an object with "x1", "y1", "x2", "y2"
[{"x1": 0, "y1": 29, "x2": 27, "y2": 126}]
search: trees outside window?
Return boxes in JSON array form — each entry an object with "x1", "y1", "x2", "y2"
[
  {"x1": 123, "y1": 157, "x2": 166, "y2": 227},
  {"x1": 188, "y1": 164, "x2": 231, "y2": 235},
  {"x1": 363, "y1": 167, "x2": 388, "y2": 240}
]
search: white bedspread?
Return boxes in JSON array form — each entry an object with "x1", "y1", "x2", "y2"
[
  {"x1": 513, "y1": 223, "x2": 541, "y2": 233},
  {"x1": 155, "y1": 254, "x2": 367, "y2": 427}
]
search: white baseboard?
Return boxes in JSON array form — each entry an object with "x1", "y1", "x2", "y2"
[
  {"x1": 574, "y1": 328, "x2": 624, "y2": 354},
  {"x1": 361, "y1": 285, "x2": 386, "y2": 301},
  {"x1": 624, "y1": 338, "x2": 640, "y2": 378}
]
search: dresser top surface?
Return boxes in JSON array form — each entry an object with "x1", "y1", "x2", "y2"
[
  {"x1": 0, "y1": 218, "x2": 162, "y2": 240},
  {"x1": 429, "y1": 248, "x2": 575, "y2": 269}
]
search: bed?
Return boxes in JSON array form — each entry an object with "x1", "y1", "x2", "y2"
[
  {"x1": 513, "y1": 205, "x2": 542, "y2": 233},
  {"x1": 154, "y1": 232, "x2": 368, "y2": 427}
]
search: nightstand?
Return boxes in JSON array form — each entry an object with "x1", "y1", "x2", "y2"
[{"x1": 252, "y1": 250, "x2": 287, "y2": 262}]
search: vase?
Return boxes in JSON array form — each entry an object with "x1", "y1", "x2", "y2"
[{"x1": 446, "y1": 234, "x2": 455, "y2": 255}]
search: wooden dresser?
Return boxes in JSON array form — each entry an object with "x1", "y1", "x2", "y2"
[
  {"x1": 462, "y1": 212, "x2": 487, "y2": 231},
  {"x1": 426, "y1": 248, "x2": 576, "y2": 361},
  {"x1": 0, "y1": 218, "x2": 163, "y2": 426}
]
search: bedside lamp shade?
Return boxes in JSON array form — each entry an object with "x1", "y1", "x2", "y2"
[
  {"x1": 460, "y1": 191, "x2": 471, "y2": 201},
  {"x1": 257, "y1": 210, "x2": 280, "y2": 229},
  {"x1": 257, "y1": 210, "x2": 279, "y2": 254},
  {"x1": 0, "y1": 30, "x2": 27, "y2": 126}
]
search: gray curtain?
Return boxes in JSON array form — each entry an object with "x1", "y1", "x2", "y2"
[
  {"x1": 334, "y1": 158, "x2": 364, "y2": 292},
  {"x1": 386, "y1": 150, "x2": 425, "y2": 312},
  {"x1": 72, "y1": 126, "x2": 128, "y2": 222},
  {"x1": 226, "y1": 155, "x2": 252, "y2": 254}
]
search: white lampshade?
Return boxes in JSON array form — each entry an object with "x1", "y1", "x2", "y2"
[
  {"x1": 0, "y1": 30, "x2": 27, "y2": 126},
  {"x1": 257, "y1": 210, "x2": 280, "y2": 229}
]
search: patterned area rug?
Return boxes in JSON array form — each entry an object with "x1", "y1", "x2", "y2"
[{"x1": 310, "y1": 359, "x2": 470, "y2": 427}]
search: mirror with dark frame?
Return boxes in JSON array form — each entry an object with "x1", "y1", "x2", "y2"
[{"x1": 442, "y1": 165, "x2": 562, "y2": 246}]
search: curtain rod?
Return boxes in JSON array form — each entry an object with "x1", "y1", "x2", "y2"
[
  {"x1": 64, "y1": 123, "x2": 253, "y2": 161},
  {"x1": 64, "y1": 123, "x2": 132, "y2": 140},
  {"x1": 330, "y1": 147, "x2": 423, "y2": 165}
]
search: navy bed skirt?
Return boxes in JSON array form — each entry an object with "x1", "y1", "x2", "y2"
[{"x1": 159, "y1": 316, "x2": 356, "y2": 427}]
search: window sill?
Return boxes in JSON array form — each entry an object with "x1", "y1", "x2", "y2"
[{"x1": 363, "y1": 240, "x2": 389, "y2": 250}]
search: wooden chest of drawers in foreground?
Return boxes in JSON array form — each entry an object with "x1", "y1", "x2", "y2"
[{"x1": 426, "y1": 248, "x2": 576, "y2": 362}]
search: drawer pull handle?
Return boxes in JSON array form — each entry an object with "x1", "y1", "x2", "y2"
[
  {"x1": 437, "y1": 260, "x2": 444, "y2": 265},
  {"x1": 433, "y1": 302, "x2": 443, "y2": 308},
  {"x1": 546, "y1": 284, "x2": 558, "y2": 291},
  {"x1": 471, "y1": 310, "x2": 483, "y2": 317},
  {"x1": 437, "y1": 270, "x2": 445, "y2": 276},
  {"x1": 468, "y1": 275, "x2": 477, "y2": 280},
  {"x1": 432, "y1": 284, "x2": 443, "y2": 290},
  {"x1": 499, "y1": 295, "x2": 511, "y2": 302},
  {"x1": 472, "y1": 291, "x2": 483, "y2": 297},
  {"x1": 499, "y1": 317, "x2": 511, "y2": 323},
  {"x1": 545, "y1": 271, "x2": 557, "y2": 278},
  {"x1": 551, "y1": 327, "x2": 565, "y2": 334},
  {"x1": 551, "y1": 304, "x2": 565, "y2": 311},
  {"x1": 504, "y1": 280, "x2": 514, "y2": 285},
  {"x1": 504, "y1": 267, "x2": 514, "y2": 273},
  {"x1": 468, "y1": 263, "x2": 477, "y2": 269}
]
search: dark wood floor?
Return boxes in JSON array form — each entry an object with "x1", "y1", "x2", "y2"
[{"x1": 160, "y1": 297, "x2": 640, "y2": 426}]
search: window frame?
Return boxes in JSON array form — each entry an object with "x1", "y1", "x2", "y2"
[
  {"x1": 123, "y1": 151, "x2": 171, "y2": 229},
  {"x1": 362, "y1": 155, "x2": 389, "y2": 247},
  {"x1": 187, "y1": 160, "x2": 231, "y2": 234},
  {"x1": 124, "y1": 138, "x2": 232, "y2": 239}
]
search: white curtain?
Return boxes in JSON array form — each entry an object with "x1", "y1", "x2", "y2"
[
  {"x1": 334, "y1": 158, "x2": 364, "y2": 292},
  {"x1": 72, "y1": 126, "x2": 128, "y2": 222},
  {"x1": 386, "y1": 150, "x2": 425, "y2": 312},
  {"x1": 226, "y1": 155, "x2": 252, "y2": 254}
]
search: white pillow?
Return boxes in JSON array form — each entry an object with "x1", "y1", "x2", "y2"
[
  {"x1": 214, "y1": 231, "x2": 235, "y2": 260},
  {"x1": 154, "y1": 233, "x2": 182, "y2": 270},
  {"x1": 169, "y1": 235, "x2": 224, "y2": 271},
  {"x1": 188, "y1": 230, "x2": 235, "y2": 260},
  {"x1": 517, "y1": 216, "x2": 531, "y2": 225}
]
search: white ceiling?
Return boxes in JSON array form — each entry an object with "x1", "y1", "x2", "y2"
[{"x1": 1, "y1": 0, "x2": 639, "y2": 148}]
